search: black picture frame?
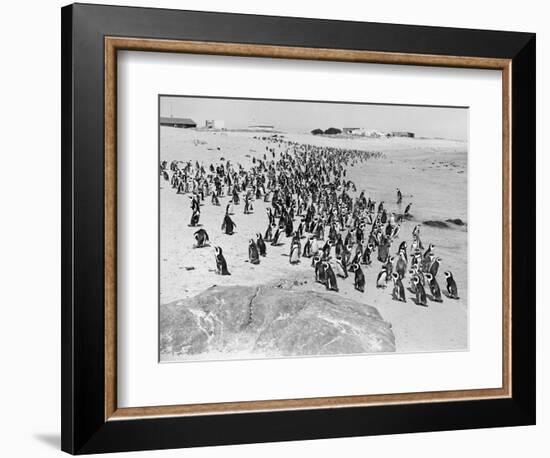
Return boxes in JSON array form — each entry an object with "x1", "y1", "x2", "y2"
[{"x1": 61, "y1": 3, "x2": 535, "y2": 454}]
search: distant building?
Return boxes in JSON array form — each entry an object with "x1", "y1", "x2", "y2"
[
  {"x1": 390, "y1": 131, "x2": 415, "y2": 138},
  {"x1": 342, "y1": 127, "x2": 385, "y2": 137},
  {"x1": 159, "y1": 117, "x2": 197, "y2": 128},
  {"x1": 343, "y1": 127, "x2": 360, "y2": 134},
  {"x1": 205, "y1": 119, "x2": 225, "y2": 129}
]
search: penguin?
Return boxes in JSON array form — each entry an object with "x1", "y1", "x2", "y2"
[
  {"x1": 256, "y1": 233, "x2": 267, "y2": 257},
  {"x1": 408, "y1": 269, "x2": 417, "y2": 293},
  {"x1": 221, "y1": 212, "x2": 236, "y2": 235},
  {"x1": 361, "y1": 242, "x2": 373, "y2": 265},
  {"x1": 351, "y1": 244, "x2": 363, "y2": 266},
  {"x1": 416, "y1": 267, "x2": 426, "y2": 287},
  {"x1": 424, "y1": 273, "x2": 443, "y2": 302},
  {"x1": 297, "y1": 221, "x2": 304, "y2": 239},
  {"x1": 285, "y1": 217, "x2": 294, "y2": 237},
  {"x1": 429, "y1": 256, "x2": 442, "y2": 278},
  {"x1": 290, "y1": 232, "x2": 301, "y2": 253},
  {"x1": 232, "y1": 189, "x2": 240, "y2": 205},
  {"x1": 411, "y1": 251, "x2": 422, "y2": 269},
  {"x1": 264, "y1": 224, "x2": 273, "y2": 242},
  {"x1": 314, "y1": 256, "x2": 326, "y2": 284},
  {"x1": 323, "y1": 262, "x2": 339, "y2": 292},
  {"x1": 367, "y1": 229, "x2": 379, "y2": 248},
  {"x1": 356, "y1": 224, "x2": 365, "y2": 244},
  {"x1": 376, "y1": 268, "x2": 388, "y2": 288},
  {"x1": 311, "y1": 253, "x2": 320, "y2": 268},
  {"x1": 226, "y1": 202, "x2": 233, "y2": 215},
  {"x1": 349, "y1": 262, "x2": 365, "y2": 293},
  {"x1": 177, "y1": 179, "x2": 186, "y2": 195},
  {"x1": 266, "y1": 208, "x2": 275, "y2": 226},
  {"x1": 391, "y1": 272, "x2": 406, "y2": 302},
  {"x1": 244, "y1": 196, "x2": 253, "y2": 214},
  {"x1": 396, "y1": 188, "x2": 402, "y2": 204},
  {"x1": 289, "y1": 241, "x2": 301, "y2": 264},
  {"x1": 315, "y1": 220, "x2": 325, "y2": 241},
  {"x1": 412, "y1": 275, "x2": 428, "y2": 306},
  {"x1": 189, "y1": 209, "x2": 200, "y2": 227},
  {"x1": 397, "y1": 241, "x2": 408, "y2": 260},
  {"x1": 248, "y1": 239, "x2": 260, "y2": 265},
  {"x1": 344, "y1": 231, "x2": 353, "y2": 249},
  {"x1": 211, "y1": 192, "x2": 220, "y2": 206},
  {"x1": 214, "y1": 246, "x2": 230, "y2": 275},
  {"x1": 404, "y1": 202, "x2": 412, "y2": 216},
  {"x1": 343, "y1": 243, "x2": 353, "y2": 265},
  {"x1": 271, "y1": 227, "x2": 281, "y2": 246},
  {"x1": 302, "y1": 237, "x2": 312, "y2": 258},
  {"x1": 444, "y1": 271, "x2": 459, "y2": 299},
  {"x1": 395, "y1": 251, "x2": 407, "y2": 279},
  {"x1": 384, "y1": 256, "x2": 395, "y2": 279},
  {"x1": 328, "y1": 224, "x2": 338, "y2": 245},
  {"x1": 410, "y1": 237, "x2": 419, "y2": 255},
  {"x1": 193, "y1": 228, "x2": 209, "y2": 248},
  {"x1": 322, "y1": 240, "x2": 332, "y2": 259},
  {"x1": 391, "y1": 224, "x2": 401, "y2": 240},
  {"x1": 385, "y1": 222, "x2": 394, "y2": 238},
  {"x1": 333, "y1": 256, "x2": 348, "y2": 279},
  {"x1": 335, "y1": 234, "x2": 344, "y2": 257},
  {"x1": 423, "y1": 243, "x2": 435, "y2": 262}
]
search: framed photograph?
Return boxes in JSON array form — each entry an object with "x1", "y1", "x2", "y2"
[{"x1": 61, "y1": 3, "x2": 536, "y2": 454}]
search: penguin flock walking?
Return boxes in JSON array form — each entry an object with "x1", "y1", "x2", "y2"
[{"x1": 160, "y1": 134, "x2": 459, "y2": 306}]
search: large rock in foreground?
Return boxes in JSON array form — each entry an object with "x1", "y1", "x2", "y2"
[{"x1": 160, "y1": 285, "x2": 395, "y2": 360}]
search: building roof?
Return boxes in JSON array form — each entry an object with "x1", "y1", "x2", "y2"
[{"x1": 160, "y1": 117, "x2": 196, "y2": 125}]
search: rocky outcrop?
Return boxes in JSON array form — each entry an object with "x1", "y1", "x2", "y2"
[
  {"x1": 446, "y1": 218, "x2": 467, "y2": 226},
  {"x1": 423, "y1": 218, "x2": 467, "y2": 228},
  {"x1": 423, "y1": 220, "x2": 450, "y2": 228},
  {"x1": 160, "y1": 284, "x2": 395, "y2": 360}
]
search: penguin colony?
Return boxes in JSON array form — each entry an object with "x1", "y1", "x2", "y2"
[{"x1": 160, "y1": 136, "x2": 459, "y2": 306}]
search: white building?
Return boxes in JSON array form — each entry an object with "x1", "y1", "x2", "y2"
[{"x1": 205, "y1": 119, "x2": 225, "y2": 129}]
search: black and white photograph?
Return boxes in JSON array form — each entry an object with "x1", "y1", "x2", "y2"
[
  {"x1": 159, "y1": 95, "x2": 468, "y2": 362},
  {"x1": 0, "y1": 0, "x2": 542, "y2": 456}
]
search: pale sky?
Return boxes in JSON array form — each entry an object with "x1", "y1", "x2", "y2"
[{"x1": 160, "y1": 95, "x2": 468, "y2": 140}]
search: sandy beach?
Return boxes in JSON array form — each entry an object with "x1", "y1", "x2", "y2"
[{"x1": 160, "y1": 127, "x2": 468, "y2": 358}]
